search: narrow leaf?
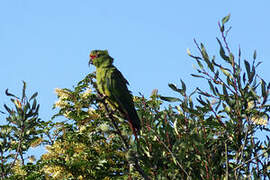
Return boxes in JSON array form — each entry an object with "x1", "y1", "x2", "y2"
[
  {"x1": 222, "y1": 14, "x2": 231, "y2": 25},
  {"x1": 22, "y1": 81, "x2": 26, "y2": 99},
  {"x1": 217, "y1": 38, "x2": 230, "y2": 62},
  {"x1": 180, "y1": 79, "x2": 186, "y2": 93},
  {"x1": 196, "y1": 60, "x2": 204, "y2": 70},
  {"x1": 4, "y1": 104, "x2": 12, "y2": 114},
  {"x1": 5, "y1": 89, "x2": 18, "y2": 98},
  {"x1": 159, "y1": 96, "x2": 180, "y2": 102},
  {"x1": 253, "y1": 50, "x2": 257, "y2": 60},
  {"x1": 29, "y1": 92, "x2": 38, "y2": 101},
  {"x1": 208, "y1": 81, "x2": 216, "y2": 95},
  {"x1": 168, "y1": 83, "x2": 178, "y2": 92},
  {"x1": 261, "y1": 79, "x2": 266, "y2": 97},
  {"x1": 191, "y1": 74, "x2": 205, "y2": 78},
  {"x1": 223, "y1": 84, "x2": 228, "y2": 99}
]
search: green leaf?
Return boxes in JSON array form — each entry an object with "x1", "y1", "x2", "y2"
[
  {"x1": 221, "y1": 68, "x2": 231, "y2": 78},
  {"x1": 191, "y1": 74, "x2": 205, "y2": 78},
  {"x1": 208, "y1": 81, "x2": 216, "y2": 95},
  {"x1": 214, "y1": 70, "x2": 219, "y2": 80},
  {"x1": 243, "y1": 73, "x2": 246, "y2": 84},
  {"x1": 220, "y1": 24, "x2": 224, "y2": 32},
  {"x1": 201, "y1": 43, "x2": 214, "y2": 71},
  {"x1": 173, "y1": 120, "x2": 179, "y2": 136},
  {"x1": 222, "y1": 84, "x2": 228, "y2": 99},
  {"x1": 159, "y1": 96, "x2": 180, "y2": 102},
  {"x1": 261, "y1": 79, "x2": 266, "y2": 97},
  {"x1": 22, "y1": 81, "x2": 26, "y2": 99},
  {"x1": 244, "y1": 60, "x2": 251, "y2": 76},
  {"x1": 168, "y1": 83, "x2": 178, "y2": 92},
  {"x1": 29, "y1": 92, "x2": 38, "y2": 101},
  {"x1": 4, "y1": 104, "x2": 12, "y2": 114},
  {"x1": 196, "y1": 59, "x2": 204, "y2": 70},
  {"x1": 255, "y1": 61, "x2": 262, "y2": 68},
  {"x1": 197, "y1": 95, "x2": 207, "y2": 106},
  {"x1": 5, "y1": 89, "x2": 19, "y2": 98},
  {"x1": 180, "y1": 79, "x2": 186, "y2": 93},
  {"x1": 222, "y1": 14, "x2": 231, "y2": 25},
  {"x1": 253, "y1": 50, "x2": 257, "y2": 60},
  {"x1": 32, "y1": 99, "x2": 37, "y2": 110},
  {"x1": 217, "y1": 38, "x2": 230, "y2": 62}
]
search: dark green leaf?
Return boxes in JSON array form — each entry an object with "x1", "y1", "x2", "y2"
[
  {"x1": 253, "y1": 50, "x2": 257, "y2": 60},
  {"x1": 159, "y1": 96, "x2": 180, "y2": 102},
  {"x1": 197, "y1": 96, "x2": 207, "y2": 106},
  {"x1": 196, "y1": 60, "x2": 204, "y2": 70},
  {"x1": 222, "y1": 84, "x2": 228, "y2": 99},
  {"x1": 255, "y1": 61, "x2": 262, "y2": 68},
  {"x1": 200, "y1": 44, "x2": 208, "y2": 58},
  {"x1": 180, "y1": 79, "x2": 186, "y2": 93},
  {"x1": 244, "y1": 60, "x2": 250, "y2": 74},
  {"x1": 217, "y1": 38, "x2": 230, "y2": 62},
  {"x1": 29, "y1": 92, "x2": 38, "y2": 101},
  {"x1": 215, "y1": 100, "x2": 222, "y2": 111},
  {"x1": 22, "y1": 81, "x2": 26, "y2": 99},
  {"x1": 5, "y1": 89, "x2": 19, "y2": 98},
  {"x1": 191, "y1": 74, "x2": 205, "y2": 78},
  {"x1": 244, "y1": 60, "x2": 251, "y2": 81},
  {"x1": 32, "y1": 99, "x2": 37, "y2": 110},
  {"x1": 220, "y1": 25, "x2": 224, "y2": 32},
  {"x1": 4, "y1": 104, "x2": 12, "y2": 114},
  {"x1": 243, "y1": 73, "x2": 246, "y2": 84},
  {"x1": 249, "y1": 66, "x2": 255, "y2": 84},
  {"x1": 168, "y1": 83, "x2": 178, "y2": 92},
  {"x1": 261, "y1": 80, "x2": 266, "y2": 97},
  {"x1": 222, "y1": 14, "x2": 231, "y2": 25},
  {"x1": 208, "y1": 81, "x2": 216, "y2": 95},
  {"x1": 214, "y1": 70, "x2": 219, "y2": 80}
]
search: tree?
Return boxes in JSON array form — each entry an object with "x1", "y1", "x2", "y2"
[
  {"x1": 1, "y1": 15, "x2": 270, "y2": 179},
  {"x1": 0, "y1": 82, "x2": 47, "y2": 179}
]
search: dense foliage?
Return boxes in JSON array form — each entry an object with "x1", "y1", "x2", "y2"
[{"x1": 1, "y1": 15, "x2": 269, "y2": 179}]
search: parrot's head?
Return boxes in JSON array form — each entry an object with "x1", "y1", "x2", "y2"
[{"x1": 89, "y1": 50, "x2": 113, "y2": 68}]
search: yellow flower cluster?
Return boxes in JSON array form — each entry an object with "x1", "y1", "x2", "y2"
[
  {"x1": 54, "y1": 88, "x2": 71, "y2": 108},
  {"x1": 63, "y1": 111, "x2": 72, "y2": 118},
  {"x1": 30, "y1": 138, "x2": 43, "y2": 148},
  {"x1": 12, "y1": 160, "x2": 27, "y2": 176},
  {"x1": 43, "y1": 165, "x2": 71, "y2": 179},
  {"x1": 81, "y1": 88, "x2": 92, "y2": 99},
  {"x1": 251, "y1": 115, "x2": 268, "y2": 126},
  {"x1": 55, "y1": 88, "x2": 70, "y2": 99},
  {"x1": 42, "y1": 141, "x2": 88, "y2": 179}
]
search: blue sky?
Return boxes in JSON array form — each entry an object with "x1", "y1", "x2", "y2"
[{"x1": 0, "y1": 1, "x2": 270, "y2": 153}]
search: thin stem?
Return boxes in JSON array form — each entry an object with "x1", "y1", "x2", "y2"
[
  {"x1": 147, "y1": 127, "x2": 190, "y2": 179},
  {"x1": 233, "y1": 146, "x2": 270, "y2": 172},
  {"x1": 99, "y1": 94, "x2": 150, "y2": 180}
]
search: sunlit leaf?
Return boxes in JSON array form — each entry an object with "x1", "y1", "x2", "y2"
[
  {"x1": 222, "y1": 14, "x2": 231, "y2": 25},
  {"x1": 159, "y1": 95, "x2": 180, "y2": 102}
]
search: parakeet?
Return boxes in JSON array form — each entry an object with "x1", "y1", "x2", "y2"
[{"x1": 89, "y1": 50, "x2": 141, "y2": 135}]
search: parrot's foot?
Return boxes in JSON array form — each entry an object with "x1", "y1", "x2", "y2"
[{"x1": 97, "y1": 93, "x2": 107, "y2": 101}]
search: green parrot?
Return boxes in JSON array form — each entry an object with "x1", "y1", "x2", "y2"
[{"x1": 89, "y1": 50, "x2": 141, "y2": 135}]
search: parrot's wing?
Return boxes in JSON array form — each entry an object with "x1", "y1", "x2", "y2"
[
  {"x1": 105, "y1": 67, "x2": 141, "y2": 132},
  {"x1": 106, "y1": 68, "x2": 133, "y2": 112}
]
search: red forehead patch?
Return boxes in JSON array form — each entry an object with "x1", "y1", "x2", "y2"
[{"x1": 90, "y1": 54, "x2": 97, "y2": 59}]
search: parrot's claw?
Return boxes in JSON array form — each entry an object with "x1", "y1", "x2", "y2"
[{"x1": 97, "y1": 93, "x2": 107, "y2": 101}]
